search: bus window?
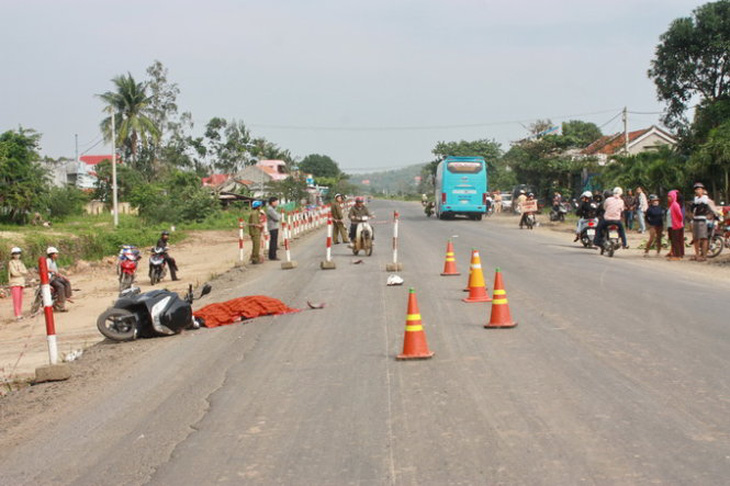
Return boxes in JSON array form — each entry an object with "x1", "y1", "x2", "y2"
[{"x1": 447, "y1": 162, "x2": 483, "y2": 174}]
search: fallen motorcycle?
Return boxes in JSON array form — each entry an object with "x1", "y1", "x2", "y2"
[{"x1": 97, "y1": 283, "x2": 211, "y2": 341}]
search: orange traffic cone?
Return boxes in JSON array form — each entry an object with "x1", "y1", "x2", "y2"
[
  {"x1": 397, "y1": 288, "x2": 435, "y2": 360},
  {"x1": 463, "y1": 249, "x2": 492, "y2": 303},
  {"x1": 463, "y1": 250, "x2": 473, "y2": 291},
  {"x1": 485, "y1": 268, "x2": 517, "y2": 328},
  {"x1": 440, "y1": 240, "x2": 460, "y2": 276}
]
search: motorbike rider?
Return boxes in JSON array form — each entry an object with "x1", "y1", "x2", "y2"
[
  {"x1": 519, "y1": 193, "x2": 536, "y2": 228},
  {"x1": 45, "y1": 247, "x2": 72, "y2": 312},
  {"x1": 552, "y1": 191, "x2": 563, "y2": 213},
  {"x1": 421, "y1": 193, "x2": 428, "y2": 206},
  {"x1": 574, "y1": 191, "x2": 597, "y2": 242},
  {"x1": 156, "y1": 231, "x2": 179, "y2": 280},
  {"x1": 593, "y1": 187, "x2": 628, "y2": 250},
  {"x1": 348, "y1": 196, "x2": 373, "y2": 244}
]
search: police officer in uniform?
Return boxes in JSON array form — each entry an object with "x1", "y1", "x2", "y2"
[
  {"x1": 331, "y1": 194, "x2": 349, "y2": 244},
  {"x1": 248, "y1": 201, "x2": 265, "y2": 264}
]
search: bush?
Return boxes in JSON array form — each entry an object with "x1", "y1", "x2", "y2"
[{"x1": 44, "y1": 186, "x2": 89, "y2": 221}]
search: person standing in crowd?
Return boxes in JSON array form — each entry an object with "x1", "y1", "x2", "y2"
[
  {"x1": 690, "y1": 182, "x2": 711, "y2": 261},
  {"x1": 266, "y1": 197, "x2": 281, "y2": 261},
  {"x1": 330, "y1": 194, "x2": 349, "y2": 245},
  {"x1": 667, "y1": 190, "x2": 684, "y2": 261},
  {"x1": 622, "y1": 188, "x2": 637, "y2": 231},
  {"x1": 8, "y1": 247, "x2": 28, "y2": 320},
  {"x1": 636, "y1": 187, "x2": 648, "y2": 234},
  {"x1": 248, "y1": 201, "x2": 265, "y2": 264},
  {"x1": 643, "y1": 195, "x2": 664, "y2": 256}
]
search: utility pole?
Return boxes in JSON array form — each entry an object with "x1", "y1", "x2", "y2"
[
  {"x1": 74, "y1": 134, "x2": 79, "y2": 188},
  {"x1": 111, "y1": 110, "x2": 119, "y2": 227},
  {"x1": 622, "y1": 106, "x2": 629, "y2": 154}
]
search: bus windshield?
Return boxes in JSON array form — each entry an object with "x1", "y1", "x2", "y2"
[{"x1": 447, "y1": 161, "x2": 483, "y2": 174}]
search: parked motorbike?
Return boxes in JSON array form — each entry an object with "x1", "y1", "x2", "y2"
[
  {"x1": 522, "y1": 212, "x2": 536, "y2": 230},
  {"x1": 600, "y1": 223, "x2": 622, "y2": 257},
  {"x1": 424, "y1": 202, "x2": 435, "y2": 217},
  {"x1": 117, "y1": 245, "x2": 140, "y2": 291},
  {"x1": 29, "y1": 280, "x2": 78, "y2": 316},
  {"x1": 30, "y1": 283, "x2": 60, "y2": 316},
  {"x1": 707, "y1": 218, "x2": 729, "y2": 258},
  {"x1": 96, "y1": 283, "x2": 212, "y2": 341},
  {"x1": 580, "y1": 218, "x2": 599, "y2": 248},
  {"x1": 549, "y1": 202, "x2": 569, "y2": 222},
  {"x1": 352, "y1": 216, "x2": 374, "y2": 256},
  {"x1": 149, "y1": 247, "x2": 168, "y2": 285}
]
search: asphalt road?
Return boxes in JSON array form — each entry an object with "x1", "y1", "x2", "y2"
[{"x1": 1, "y1": 200, "x2": 729, "y2": 485}]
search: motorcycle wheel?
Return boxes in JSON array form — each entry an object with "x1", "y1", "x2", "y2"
[
  {"x1": 30, "y1": 292, "x2": 42, "y2": 315},
  {"x1": 365, "y1": 240, "x2": 373, "y2": 256},
  {"x1": 607, "y1": 246, "x2": 615, "y2": 258},
  {"x1": 150, "y1": 269, "x2": 158, "y2": 286},
  {"x1": 581, "y1": 235, "x2": 592, "y2": 248},
  {"x1": 119, "y1": 273, "x2": 134, "y2": 292},
  {"x1": 97, "y1": 308, "x2": 136, "y2": 341},
  {"x1": 707, "y1": 235, "x2": 723, "y2": 258}
]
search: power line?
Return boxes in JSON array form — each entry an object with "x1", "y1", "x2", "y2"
[{"x1": 250, "y1": 109, "x2": 622, "y2": 132}]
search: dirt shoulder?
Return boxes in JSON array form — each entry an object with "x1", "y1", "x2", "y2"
[{"x1": 0, "y1": 230, "x2": 243, "y2": 385}]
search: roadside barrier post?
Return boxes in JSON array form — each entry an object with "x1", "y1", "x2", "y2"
[
  {"x1": 238, "y1": 218, "x2": 245, "y2": 263},
  {"x1": 386, "y1": 210, "x2": 403, "y2": 272},
  {"x1": 35, "y1": 257, "x2": 71, "y2": 383},
  {"x1": 281, "y1": 221, "x2": 297, "y2": 269},
  {"x1": 320, "y1": 215, "x2": 336, "y2": 269}
]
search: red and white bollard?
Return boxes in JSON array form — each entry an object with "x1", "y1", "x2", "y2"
[
  {"x1": 33, "y1": 257, "x2": 71, "y2": 382},
  {"x1": 320, "y1": 215, "x2": 336, "y2": 269},
  {"x1": 238, "y1": 218, "x2": 245, "y2": 263},
  {"x1": 386, "y1": 210, "x2": 403, "y2": 271},
  {"x1": 38, "y1": 257, "x2": 58, "y2": 364},
  {"x1": 281, "y1": 221, "x2": 297, "y2": 269}
]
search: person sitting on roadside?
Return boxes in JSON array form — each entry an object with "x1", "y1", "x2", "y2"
[
  {"x1": 46, "y1": 247, "x2": 72, "y2": 312},
  {"x1": 593, "y1": 187, "x2": 628, "y2": 249}
]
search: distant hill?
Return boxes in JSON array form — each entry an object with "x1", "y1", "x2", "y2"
[{"x1": 351, "y1": 164, "x2": 427, "y2": 195}]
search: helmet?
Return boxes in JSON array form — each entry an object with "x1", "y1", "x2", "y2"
[
  {"x1": 355, "y1": 197, "x2": 364, "y2": 203},
  {"x1": 649, "y1": 194, "x2": 659, "y2": 201},
  {"x1": 46, "y1": 246, "x2": 59, "y2": 255},
  {"x1": 10, "y1": 247, "x2": 21, "y2": 254},
  {"x1": 252, "y1": 200, "x2": 262, "y2": 208},
  {"x1": 527, "y1": 192, "x2": 534, "y2": 197},
  {"x1": 519, "y1": 189, "x2": 526, "y2": 194},
  {"x1": 161, "y1": 230, "x2": 170, "y2": 236},
  {"x1": 581, "y1": 191, "x2": 592, "y2": 199},
  {"x1": 613, "y1": 187, "x2": 623, "y2": 197},
  {"x1": 334, "y1": 193, "x2": 342, "y2": 199},
  {"x1": 693, "y1": 182, "x2": 705, "y2": 189}
]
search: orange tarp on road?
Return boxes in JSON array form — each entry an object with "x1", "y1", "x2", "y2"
[{"x1": 194, "y1": 295, "x2": 300, "y2": 328}]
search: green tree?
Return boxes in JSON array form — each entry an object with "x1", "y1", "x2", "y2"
[
  {"x1": 299, "y1": 154, "x2": 342, "y2": 178},
  {"x1": 691, "y1": 119, "x2": 730, "y2": 200},
  {"x1": 648, "y1": 1, "x2": 730, "y2": 130},
  {"x1": 426, "y1": 138, "x2": 505, "y2": 189},
  {"x1": 44, "y1": 186, "x2": 88, "y2": 221},
  {"x1": 597, "y1": 146, "x2": 688, "y2": 197},
  {"x1": 195, "y1": 118, "x2": 255, "y2": 173},
  {"x1": 98, "y1": 73, "x2": 161, "y2": 165},
  {"x1": 93, "y1": 159, "x2": 146, "y2": 203},
  {"x1": 560, "y1": 120, "x2": 603, "y2": 148},
  {"x1": 0, "y1": 128, "x2": 48, "y2": 223}
]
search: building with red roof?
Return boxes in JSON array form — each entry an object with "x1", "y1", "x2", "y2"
[{"x1": 581, "y1": 126, "x2": 676, "y2": 165}]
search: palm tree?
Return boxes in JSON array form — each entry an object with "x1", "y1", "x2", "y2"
[{"x1": 98, "y1": 73, "x2": 160, "y2": 162}]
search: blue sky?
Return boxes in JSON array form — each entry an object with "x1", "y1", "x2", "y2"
[{"x1": 0, "y1": 0, "x2": 708, "y2": 172}]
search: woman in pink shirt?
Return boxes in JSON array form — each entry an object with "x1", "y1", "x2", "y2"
[{"x1": 667, "y1": 189, "x2": 684, "y2": 260}]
